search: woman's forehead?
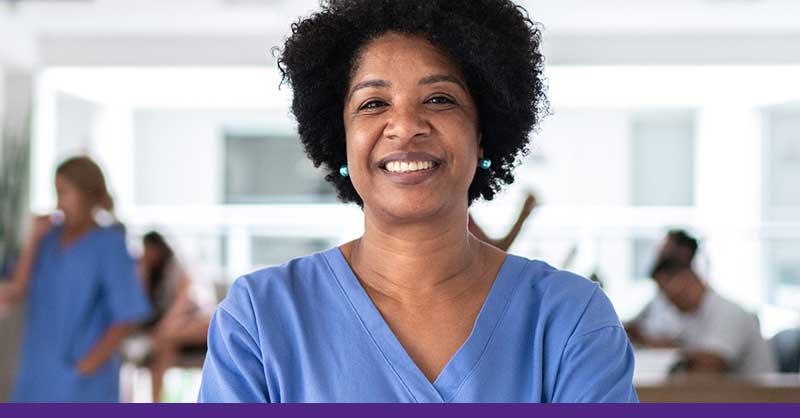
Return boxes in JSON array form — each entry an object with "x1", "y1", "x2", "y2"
[{"x1": 351, "y1": 33, "x2": 462, "y2": 81}]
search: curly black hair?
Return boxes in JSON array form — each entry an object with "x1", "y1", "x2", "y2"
[{"x1": 278, "y1": 0, "x2": 548, "y2": 206}]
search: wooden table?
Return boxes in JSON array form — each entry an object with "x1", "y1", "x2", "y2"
[{"x1": 636, "y1": 374, "x2": 800, "y2": 402}]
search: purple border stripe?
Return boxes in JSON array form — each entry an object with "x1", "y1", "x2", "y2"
[{"x1": 1, "y1": 403, "x2": 799, "y2": 418}]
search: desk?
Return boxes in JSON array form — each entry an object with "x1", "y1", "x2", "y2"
[{"x1": 636, "y1": 374, "x2": 800, "y2": 402}]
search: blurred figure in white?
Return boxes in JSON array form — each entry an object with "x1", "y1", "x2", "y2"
[
  {"x1": 138, "y1": 231, "x2": 211, "y2": 403},
  {"x1": 626, "y1": 230, "x2": 776, "y2": 375}
]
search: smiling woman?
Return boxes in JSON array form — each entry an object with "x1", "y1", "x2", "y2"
[{"x1": 197, "y1": 0, "x2": 637, "y2": 403}]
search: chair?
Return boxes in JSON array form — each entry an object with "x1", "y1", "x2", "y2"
[{"x1": 770, "y1": 328, "x2": 800, "y2": 373}]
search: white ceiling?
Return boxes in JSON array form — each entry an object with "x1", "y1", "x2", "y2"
[
  {"x1": 1, "y1": 0, "x2": 800, "y2": 36},
  {"x1": 2, "y1": 0, "x2": 800, "y2": 68}
]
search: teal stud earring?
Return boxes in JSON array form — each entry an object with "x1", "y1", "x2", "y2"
[
  {"x1": 478, "y1": 158, "x2": 492, "y2": 170},
  {"x1": 339, "y1": 164, "x2": 349, "y2": 177}
]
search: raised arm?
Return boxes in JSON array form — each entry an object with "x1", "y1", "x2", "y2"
[
  {"x1": 0, "y1": 215, "x2": 52, "y2": 305},
  {"x1": 469, "y1": 193, "x2": 537, "y2": 251}
]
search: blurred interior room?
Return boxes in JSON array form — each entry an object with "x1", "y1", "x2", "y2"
[{"x1": 1, "y1": 0, "x2": 799, "y2": 403}]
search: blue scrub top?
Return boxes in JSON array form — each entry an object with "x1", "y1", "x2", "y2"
[
  {"x1": 12, "y1": 224, "x2": 152, "y2": 402},
  {"x1": 199, "y1": 248, "x2": 638, "y2": 402}
]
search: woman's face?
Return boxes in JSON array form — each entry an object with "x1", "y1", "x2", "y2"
[
  {"x1": 55, "y1": 174, "x2": 90, "y2": 222},
  {"x1": 343, "y1": 33, "x2": 481, "y2": 221}
]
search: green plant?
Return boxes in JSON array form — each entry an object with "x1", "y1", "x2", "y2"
[{"x1": 0, "y1": 110, "x2": 31, "y2": 272}]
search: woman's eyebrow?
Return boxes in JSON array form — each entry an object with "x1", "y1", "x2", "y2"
[
  {"x1": 347, "y1": 79, "x2": 391, "y2": 102},
  {"x1": 419, "y1": 74, "x2": 466, "y2": 90}
]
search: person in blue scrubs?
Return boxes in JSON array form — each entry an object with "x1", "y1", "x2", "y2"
[
  {"x1": 0, "y1": 156, "x2": 151, "y2": 402},
  {"x1": 199, "y1": 0, "x2": 638, "y2": 403}
]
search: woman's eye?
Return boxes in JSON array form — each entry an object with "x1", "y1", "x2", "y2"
[
  {"x1": 426, "y1": 96, "x2": 455, "y2": 105},
  {"x1": 358, "y1": 100, "x2": 387, "y2": 111}
]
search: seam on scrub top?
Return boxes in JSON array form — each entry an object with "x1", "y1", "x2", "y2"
[
  {"x1": 217, "y1": 304, "x2": 263, "y2": 361},
  {"x1": 549, "y1": 285, "x2": 600, "y2": 401},
  {"x1": 445, "y1": 257, "x2": 532, "y2": 402},
  {"x1": 569, "y1": 324, "x2": 625, "y2": 342},
  {"x1": 244, "y1": 277, "x2": 271, "y2": 379},
  {"x1": 216, "y1": 302, "x2": 271, "y2": 398},
  {"x1": 322, "y1": 251, "x2": 420, "y2": 403}
]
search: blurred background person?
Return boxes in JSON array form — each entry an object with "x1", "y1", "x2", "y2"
[
  {"x1": 469, "y1": 191, "x2": 537, "y2": 251},
  {"x1": 626, "y1": 230, "x2": 776, "y2": 375},
  {"x1": 0, "y1": 156, "x2": 151, "y2": 402},
  {"x1": 138, "y1": 231, "x2": 211, "y2": 403}
]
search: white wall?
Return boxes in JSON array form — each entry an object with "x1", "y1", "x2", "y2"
[
  {"x1": 55, "y1": 93, "x2": 96, "y2": 156},
  {"x1": 527, "y1": 109, "x2": 632, "y2": 206},
  {"x1": 631, "y1": 111, "x2": 695, "y2": 207},
  {"x1": 132, "y1": 108, "x2": 288, "y2": 206}
]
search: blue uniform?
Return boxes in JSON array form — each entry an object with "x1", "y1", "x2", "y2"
[
  {"x1": 199, "y1": 248, "x2": 637, "y2": 402},
  {"x1": 12, "y1": 225, "x2": 151, "y2": 402}
]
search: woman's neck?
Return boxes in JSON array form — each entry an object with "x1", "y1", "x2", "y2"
[
  {"x1": 61, "y1": 214, "x2": 98, "y2": 244},
  {"x1": 345, "y1": 206, "x2": 492, "y2": 306}
]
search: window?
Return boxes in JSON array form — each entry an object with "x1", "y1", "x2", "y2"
[
  {"x1": 224, "y1": 133, "x2": 336, "y2": 204},
  {"x1": 630, "y1": 110, "x2": 696, "y2": 207}
]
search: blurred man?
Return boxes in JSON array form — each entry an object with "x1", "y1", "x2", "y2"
[{"x1": 626, "y1": 230, "x2": 775, "y2": 375}]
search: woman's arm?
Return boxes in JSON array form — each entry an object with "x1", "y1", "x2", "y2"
[
  {"x1": 470, "y1": 193, "x2": 537, "y2": 251},
  {"x1": 0, "y1": 215, "x2": 52, "y2": 305},
  {"x1": 493, "y1": 193, "x2": 536, "y2": 251},
  {"x1": 76, "y1": 322, "x2": 139, "y2": 375},
  {"x1": 683, "y1": 351, "x2": 729, "y2": 373},
  {"x1": 154, "y1": 267, "x2": 195, "y2": 335}
]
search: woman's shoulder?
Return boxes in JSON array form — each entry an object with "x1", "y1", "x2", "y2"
[
  {"x1": 506, "y1": 254, "x2": 622, "y2": 334},
  {"x1": 508, "y1": 254, "x2": 599, "y2": 301},
  {"x1": 91, "y1": 223, "x2": 127, "y2": 241},
  {"x1": 217, "y1": 249, "x2": 339, "y2": 318}
]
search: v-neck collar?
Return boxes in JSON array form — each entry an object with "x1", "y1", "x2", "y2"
[
  {"x1": 323, "y1": 247, "x2": 529, "y2": 402},
  {"x1": 55, "y1": 224, "x2": 101, "y2": 253}
]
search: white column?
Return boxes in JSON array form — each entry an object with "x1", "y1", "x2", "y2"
[
  {"x1": 694, "y1": 104, "x2": 763, "y2": 310},
  {"x1": 90, "y1": 105, "x2": 136, "y2": 219}
]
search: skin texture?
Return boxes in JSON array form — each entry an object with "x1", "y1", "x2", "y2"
[
  {"x1": 339, "y1": 33, "x2": 507, "y2": 383},
  {"x1": 343, "y1": 33, "x2": 482, "y2": 223}
]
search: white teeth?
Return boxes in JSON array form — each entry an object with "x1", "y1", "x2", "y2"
[{"x1": 385, "y1": 160, "x2": 436, "y2": 173}]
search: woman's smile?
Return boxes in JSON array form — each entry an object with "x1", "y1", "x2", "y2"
[{"x1": 378, "y1": 151, "x2": 444, "y2": 185}]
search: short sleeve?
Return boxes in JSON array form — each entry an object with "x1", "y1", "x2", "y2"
[
  {"x1": 552, "y1": 289, "x2": 638, "y2": 403},
  {"x1": 100, "y1": 228, "x2": 152, "y2": 324},
  {"x1": 198, "y1": 280, "x2": 269, "y2": 402}
]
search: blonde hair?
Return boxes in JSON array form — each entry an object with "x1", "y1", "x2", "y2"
[{"x1": 55, "y1": 156, "x2": 114, "y2": 212}]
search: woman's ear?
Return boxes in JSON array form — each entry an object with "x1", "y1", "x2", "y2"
[{"x1": 478, "y1": 133, "x2": 484, "y2": 158}]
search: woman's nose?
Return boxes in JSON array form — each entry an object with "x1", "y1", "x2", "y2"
[{"x1": 383, "y1": 105, "x2": 431, "y2": 143}]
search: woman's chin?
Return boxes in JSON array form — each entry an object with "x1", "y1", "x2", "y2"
[{"x1": 367, "y1": 196, "x2": 456, "y2": 224}]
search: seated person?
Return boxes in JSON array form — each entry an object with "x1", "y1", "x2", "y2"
[
  {"x1": 626, "y1": 230, "x2": 775, "y2": 375},
  {"x1": 138, "y1": 231, "x2": 212, "y2": 402}
]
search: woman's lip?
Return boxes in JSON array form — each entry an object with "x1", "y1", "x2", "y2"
[
  {"x1": 377, "y1": 151, "x2": 443, "y2": 168},
  {"x1": 380, "y1": 163, "x2": 440, "y2": 185}
]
